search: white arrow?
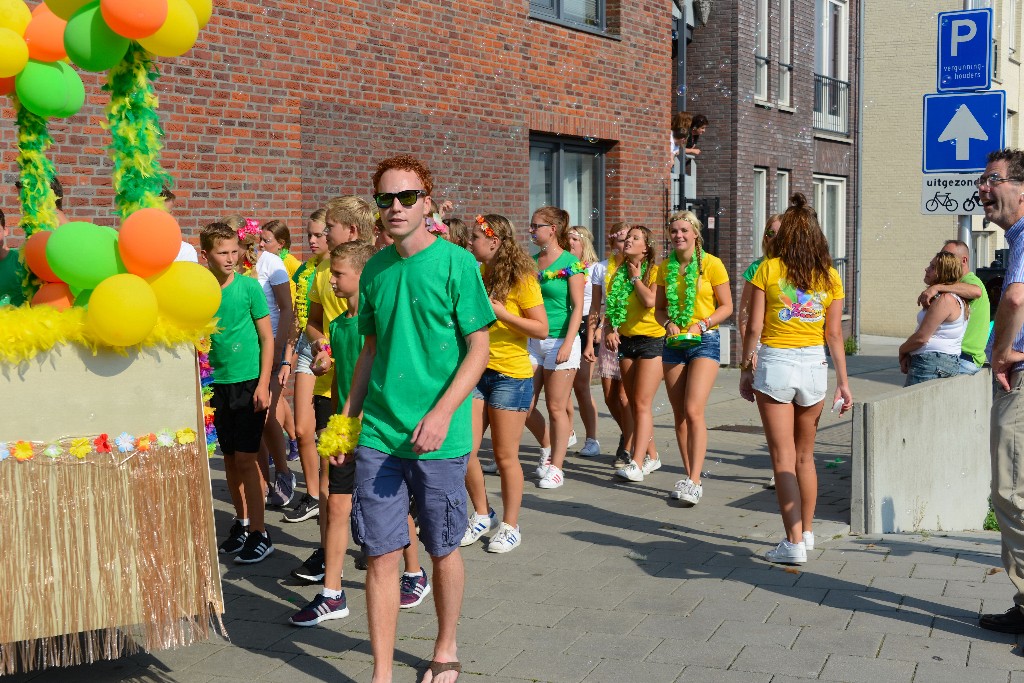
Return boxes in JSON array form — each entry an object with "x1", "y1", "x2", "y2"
[{"x1": 938, "y1": 104, "x2": 988, "y2": 160}]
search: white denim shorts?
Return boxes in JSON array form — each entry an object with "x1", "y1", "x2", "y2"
[
  {"x1": 294, "y1": 332, "x2": 315, "y2": 375},
  {"x1": 753, "y1": 345, "x2": 828, "y2": 406},
  {"x1": 528, "y1": 336, "x2": 582, "y2": 371}
]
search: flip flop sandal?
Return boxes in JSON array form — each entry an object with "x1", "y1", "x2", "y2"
[{"x1": 428, "y1": 661, "x2": 462, "y2": 678}]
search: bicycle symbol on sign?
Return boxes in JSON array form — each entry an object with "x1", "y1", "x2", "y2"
[
  {"x1": 962, "y1": 191, "x2": 980, "y2": 212},
  {"x1": 925, "y1": 192, "x2": 958, "y2": 212}
]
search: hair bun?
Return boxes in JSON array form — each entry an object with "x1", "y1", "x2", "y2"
[{"x1": 789, "y1": 192, "x2": 808, "y2": 210}]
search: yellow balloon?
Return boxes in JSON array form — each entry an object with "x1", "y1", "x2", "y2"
[
  {"x1": 147, "y1": 261, "x2": 222, "y2": 328},
  {"x1": 182, "y1": 0, "x2": 211, "y2": 28},
  {"x1": 0, "y1": 0, "x2": 31, "y2": 34},
  {"x1": 138, "y1": 0, "x2": 197, "y2": 57},
  {"x1": 86, "y1": 274, "x2": 159, "y2": 347},
  {"x1": 43, "y1": 0, "x2": 90, "y2": 21},
  {"x1": 0, "y1": 27, "x2": 27, "y2": 78}
]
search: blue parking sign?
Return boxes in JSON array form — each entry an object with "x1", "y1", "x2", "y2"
[
  {"x1": 937, "y1": 8, "x2": 992, "y2": 92},
  {"x1": 923, "y1": 91, "x2": 1005, "y2": 173}
]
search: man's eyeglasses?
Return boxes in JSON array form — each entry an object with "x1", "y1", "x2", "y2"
[
  {"x1": 529, "y1": 223, "x2": 552, "y2": 230},
  {"x1": 373, "y1": 190, "x2": 426, "y2": 209},
  {"x1": 974, "y1": 173, "x2": 1024, "y2": 188}
]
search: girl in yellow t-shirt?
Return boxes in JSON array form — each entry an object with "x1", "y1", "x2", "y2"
[
  {"x1": 655, "y1": 210, "x2": 733, "y2": 506},
  {"x1": 604, "y1": 225, "x2": 665, "y2": 483},
  {"x1": 463, "y1": 214, "x2": 548, "y2": 553},
  {"x1": 739, "y1": 193, "x2": 852, "y2": 567}
]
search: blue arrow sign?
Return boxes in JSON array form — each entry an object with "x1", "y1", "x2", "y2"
[
  {"x1": 923, "y1": 91, "x2": 1005, "y2": 173},
  {"x1": 937, "y1": 8, "x2": 992, "y2": 92}
]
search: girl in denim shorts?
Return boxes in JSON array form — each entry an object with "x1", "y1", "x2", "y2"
[
  {"x1": 604, "y1": 226, "x2": 665, "y2": 483},
  {"x1": 655, "y1": 210, "x2": 733, "y2": 506},
  {"x1": 739, "y1": 193, "x2": 852, "y2": 566},
  {"x1": 898, "y1": 251, "x2": 968, "y2": 386},
  {"x1": 462, "y1": 214, "x2": 549, "y2": 552}
]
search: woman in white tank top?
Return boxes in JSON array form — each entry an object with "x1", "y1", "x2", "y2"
[{"x1": 899, "y1": 252, "x2": 969, "y2": 386}]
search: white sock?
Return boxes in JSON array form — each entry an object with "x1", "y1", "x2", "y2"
[
  {"x1": 322, "y1": 587, "x2": 343, "y2": 600},
  {"x1": 238, "y1": 518, "x2": 250, "y2": 527},
  {"x1": 403, "y1": 569, "x2": 423, "y2": 578}
]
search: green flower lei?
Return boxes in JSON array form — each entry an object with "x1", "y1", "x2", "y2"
[
  {"x1": 606, "y1": 260, "x2": 648, "y2": 329},
  {"x1": 294, "y1": 256, "x2": 320, "y2": 332},
  {"x1": 664, "y1": 249, "x2": 701, "y2": 328}
]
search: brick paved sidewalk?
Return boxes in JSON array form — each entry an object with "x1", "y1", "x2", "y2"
[{"x1": 10, "y1": 337, "x2": 1020, "y2": 683}]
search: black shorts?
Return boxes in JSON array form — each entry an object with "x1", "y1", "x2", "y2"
[
  {"x1": 578, "y1": 314, "x2": 590, "y2": 344},
  {"x1": 618, "y1": 334, "x2": 665, "y2": 360},
  {"x1": 211, "y1": 379, "x2": 269, "y2": 455},
  {"x1": 328, "y1": 459, "x2": 356, "y2": 495},
  {"x1": 313, "y1": 395, "x2": 332, "y2": 432}
]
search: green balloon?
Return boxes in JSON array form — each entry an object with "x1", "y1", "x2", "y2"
[
  {"x1": 46, "y1": 222, "x2": 126, "y2": 290},
  {"x1": 64, "y1": 2, "x2": 129, "y2": 73},
  {"x1": 73, "y1": 288, "x2": 92, "y2": 308},
  {"x1": 14, "y1": 60, "x2": 85, "y2": 119}
]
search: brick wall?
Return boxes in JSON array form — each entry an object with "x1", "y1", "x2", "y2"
[{"x1": 1, "y1": 0, "x2": 671, "y2": 256}]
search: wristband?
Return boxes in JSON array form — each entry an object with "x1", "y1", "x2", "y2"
[
  {"x1": 319, "y1": 342, "x2": 332, "y2": 356},
  {"x1": 280, "y1": 360, "x2": 291, "y2": 367},
  {"x1": 630, "y1": 275, "x2": 640, "y2": 284}
]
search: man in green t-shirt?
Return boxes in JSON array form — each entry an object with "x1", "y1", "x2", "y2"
[
  {"x1": 337, "y1": 155, "x2": 494, "y2": 682},
  {"x1": 0, "y1": 209, "x2": 26, "y2": 307},
  {"x1": 917, "y1": 239, "x2": 990, "y2": 374}
]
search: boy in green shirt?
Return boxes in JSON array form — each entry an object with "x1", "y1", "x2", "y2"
[
  {"x1": 200, "y1": 222, "x2": 276, "y2": 565},
  {"x1": 338, "y1": 155, "x2": 495, "y2": 682},
  {"x1": 0, "y1": 209, "x2": 25, "y2": 307}
]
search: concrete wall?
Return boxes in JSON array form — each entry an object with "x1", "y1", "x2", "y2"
[
  {"x1": 861, "y1": 1, "x2": 1024, "y2": 337},
  {"x1": 851, "y1": 370, "x2": 991, "y2": 534}
]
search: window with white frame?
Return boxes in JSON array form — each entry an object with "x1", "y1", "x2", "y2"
[
  {"x1": 1010, "y1": 0, "x2": 1019, "y2": 59},
  {"x1": 814, "y1": 0, "x2": 848, "y2": 81},
  {"x1": 776, "y1": 170, "x2": 790, "y2": 213},
  {"x1": 754, "y1": 0, "x2": 769, "y2": 102},
  {"x1": 778, "y1": 0, "x2": 792, "y2": 106},
  {"x1": 972, "y1": 231, "x2": 991, "y2": 272},
  {"x1": 753, "y1": 168, "x2": 768, "y2": 258},
  {"x1": 812, "y1": 175, "x2": 846, "y2": 259}
]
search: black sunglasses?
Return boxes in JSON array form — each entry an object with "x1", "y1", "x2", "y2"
[{"x1": 373, "y1": 189, "x2": 426, "y2": 209}]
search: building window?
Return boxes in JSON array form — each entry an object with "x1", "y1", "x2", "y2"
[
  {"x1": 813, "y1": 0, "x2": 850, "y2": 134},
  {"x1": 778, "y1": 0, "x2": 792, "y2": 106},
  {"x1": 972, "y1": 231, "x2": 991, "y2": 272},
  {"x1": 753, "y1": 167, "x2": 768, "y2": 258},
  {"x1": 530, "y1": 136, "x2": 605, "y2": 252},
  {"x1": 754, "y1": 0, "x2": 770, "y2": 102},
  {"x1": 812, "y1": 175, "x2": 846, "y2": 260},
  {"x1": 1011, "y1": 0, "x2": 1019, "y2": 59},
  {"x1": 530, "y1": 0, "x2": 604, "y2": 32},
  {"x1": 776, "y1": 170, "x2": 790, "y2": 213}
]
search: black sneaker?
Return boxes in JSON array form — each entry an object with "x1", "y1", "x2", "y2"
[
  {"x1": 284, "y1": 493, "x2": 320, "y2": 523},
  {"x1": 218, "y1": 520, "x2": 249, "y2": 554},
  {"x1": 291, "y1": 547, "x2": 326, "y2": 583},
  {"x1": 980, "y1": 607, "x2": 1024, "y2": 633},
  {"x1": 613, "y1": 449, "x2": 631, "y2": 469},
  {"x1": 235, "y1": 529, "x2": 275, "y2": 564},
  {"x1": 354, "y1": 550, "x2": 368, "y2": 571}
]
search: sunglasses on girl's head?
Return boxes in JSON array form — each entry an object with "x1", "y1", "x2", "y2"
[
  {"x1": 765, "y1": 229, "x2": 777, "y2": 238},
  {"x1": 373, "y1": 189, "x2": 427, "y2": 209}
]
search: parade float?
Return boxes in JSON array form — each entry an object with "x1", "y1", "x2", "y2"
[{"x1": 0, "y1": 0, "x2": 225, "y2": 673}]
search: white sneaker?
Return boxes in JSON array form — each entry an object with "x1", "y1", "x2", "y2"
[
  {"x1": 765, "y1": 539, "x2": 807, "y2": 565},
  {"x1": 670, "y1": 478, "x2": 692, "y2": 500},
  {"x1": 486, "y1": 522, "x2": 521, "y2": 553},
  {"x1": 678, "y1": 480, "x2": 703, "y2": 505},
  {"x1": 803, "y1": 531, "x2": 815, "y2": 551},
  {"x1": 535, "y1": 447, "x2": 552, "y2": 478},
  {"x1": 538, "y1": 465, "x2": 564, "y2": 489},
  {"x1": 567, "y1": 431, "x2": 578, "y2": 448},
  {"x1": 460, "y1": 508, "x2": 498, "y2": 547},
  {"x1": 641, "y1": 455, "x2": 662, "y2": 475},
  {"x1": 764, "y1": 476, "x2": 776, "y2": 489},
  {"x1": 616, "y1": 461, "x2": 644, "y2": 482},
  {"x1": 480, "y1": 459, "x2": 498, "y2": 474},
  {"x1": 578, "y1": 438, "x2": 601, "y2": 457}
]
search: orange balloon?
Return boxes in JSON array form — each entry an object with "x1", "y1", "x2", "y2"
[
  {"x1": 101, "y1": 0, "x2": 168, "y2": 40},
  {"x1": 23, "y1": 5, "x2": 67, "y2": 62},
  {"x1": 31, "y1": 281, "x2": 73, "y2": 310},
  {"x1": 24, "y1": 230, "x2": 61, "y2": 282},
  {"x1": 118, "y1": 208, "x2": 182, "y2": 277},
  {"x1": 0, "y1": 76, "x2": 13, "y2": 96}
]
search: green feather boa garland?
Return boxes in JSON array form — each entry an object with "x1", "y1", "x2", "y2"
[{"x1": 664, "y1": 249, "x2": 702, "y2": 328}]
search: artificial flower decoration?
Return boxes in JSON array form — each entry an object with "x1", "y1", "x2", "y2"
[
  {"x1": 93, "y1": 434, "x2": 112, "y2": 454},
  {"x1": 69, "y1": 438, "x2": 91, "y2": 459},
  {"x1": 0, "y1": 443, "x2": 9, "y2": 461},
  {"x1": 426, "y1": 213, "x2": 449, "y2": 236},
  {"x1": 475, "y1": 215, "x2": 496, "y2": 238},
  {"x1": 605, "y1": 262, "x2": 649, "y2": 328},
  {"x1": 317, "y1": 415, "x2": 362, "y2": 459},
  {"x1": 176, "y1": 428, "x2": 196, "y2": 445},
  {"x1": 664, "y1": 249, "x2": 702, "y2": 328},
  {"x1": 156, "y1": 429, "x2": 175, "y2": 448},
  {"x1": 43, "y1": 443, "x2": 61, "y2": 459},
  {"x1": 195, "y1": 337, "x2": 212, "y2": 354},
  {"x1": 237, "y1": 218, "x2": 261, "y2": 242},
  {"x1": 137, "y1": 433, "x2": 155, "y2": 452},
  {"x1": 115, "y1": 432, "x2": 136, "y2": 453},
  {"x1": 13, "y1": 441, "x2": 33, "y2": 462},
  {"x1": 539, "y1": 260, "x2": 587, "y2": 282}
]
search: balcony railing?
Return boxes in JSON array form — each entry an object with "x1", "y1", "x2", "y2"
[{"x1": 813, "y1": 73, "x2": 850, "y2": 136}]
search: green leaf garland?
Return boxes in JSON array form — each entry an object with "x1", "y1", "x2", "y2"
[
  {"x1": 664, "y1": 250, "x2": 701, "y2": 328},
  {"x1": 14, "y1": 98, "x2": 60, "y2": 302},
  {"x1": 103, "y1": 43, "x2": 172, "y2": 220},
  {"x1": 605, "y1": 260, "x2": 647, "y2": 329}
]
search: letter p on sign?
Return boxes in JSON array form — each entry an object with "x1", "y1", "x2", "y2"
[{"x1": 951, "y1": 19, "x2": 976, "y2": 57}]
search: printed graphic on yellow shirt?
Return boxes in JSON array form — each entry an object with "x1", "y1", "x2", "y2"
[{"x1": 775, "y1": 278, "x2": 827, "y2": 324}]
